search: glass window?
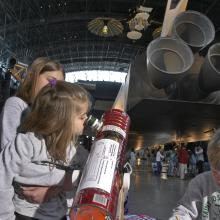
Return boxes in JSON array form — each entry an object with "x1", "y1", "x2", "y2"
[{"x1": 65, "y1": 70, "x2": 126, "y2": 83}]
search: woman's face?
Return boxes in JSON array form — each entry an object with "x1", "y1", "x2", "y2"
[
  {"x1": 35, "y1": 70, "x2": 64, "y2": 97},
  {"x1": 73, "y1": 103, "x2": 88, "y2": 136}
]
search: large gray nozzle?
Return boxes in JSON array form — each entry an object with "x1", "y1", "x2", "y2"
[
  {"x1": 199, "y1": 43, "x2": 220, "y2": 93},
  {"x1": 127, "y1": 53, "x2": 167, "y2": 109},
  {"x1": 172, "y1": 10, "x2": 215, "y2": 53},
  {"x1": 147, "y1": 37, "x2": 194, "y2": 89}
]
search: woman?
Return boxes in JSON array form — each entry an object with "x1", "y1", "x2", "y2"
[{"x1": 0, "y1": 57, "x2": 65, "y2": 203}]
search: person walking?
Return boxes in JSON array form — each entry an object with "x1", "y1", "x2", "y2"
[
  {"x1": 178, "y1": 144, "x2": 189, "y2": 180},
  {"x1": 156, "y1": 147, "x2": 164, "y2": 175}
]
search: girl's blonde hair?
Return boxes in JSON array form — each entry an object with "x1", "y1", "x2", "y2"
[
  {"x1": 207, "y1": 129, "x2": 220, "y2": 171},
  {"x1": 21, "y1": 81, "x2": 90, "y2": 163},
  {"x1": 16, "y1": 57, "x2": 65, "y2": 105}
]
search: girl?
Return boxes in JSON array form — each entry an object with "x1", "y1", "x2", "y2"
[
  {"x1": 0, "y1": 80, "x2": 90, "y2": 220},
  {"x1": 0, "y1": 57, "x2": 65, "y2": 151}
]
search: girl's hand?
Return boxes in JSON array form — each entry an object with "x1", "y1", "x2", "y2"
[{"x1": 21, "y1": 185, "x2": 62, "y2": 204}]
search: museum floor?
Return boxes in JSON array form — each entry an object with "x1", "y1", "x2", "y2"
[{"x1": 128, "y1": 163, "x2": 190, "y2": 220}]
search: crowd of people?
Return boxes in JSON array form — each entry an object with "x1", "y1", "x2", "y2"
[
  {"x1": 166, "y1": 144, "x2": 209, "y2": 179},
  {"x1": 129, "y1": 143, "x2": 209, "y2": 180}
]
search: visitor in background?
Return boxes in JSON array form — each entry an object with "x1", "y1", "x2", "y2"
[
  {"x1": 195, "y1": 145, "x2": 205, "y2": 174},
  {"x1": 188, "y1": 150, "x2": 197, "y2": 177},
  {"x1": 178, "y1": 144, "x2": 189, "y2": 180},
  {"x1": 130, "y1": 148, "x2": 136, "y2": 168},
  {"x1": 168, "y1": 149, "x2": 178, "y2": 177},
  {"x1": 156, "y1": 147, "x2": 164, "y2": 175}
]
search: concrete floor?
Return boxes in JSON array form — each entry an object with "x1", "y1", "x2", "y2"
[{"x1": 128, "y1": 164, "x2": 190, "y2": 220}]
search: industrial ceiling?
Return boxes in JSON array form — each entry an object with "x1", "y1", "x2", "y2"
[{"x1": 1, "y1": 0, "x2": 220, "y2": 147}]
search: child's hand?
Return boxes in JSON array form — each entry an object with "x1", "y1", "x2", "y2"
[{"x1": 21, "y1": 185, "x2": 61, "y2": 204}]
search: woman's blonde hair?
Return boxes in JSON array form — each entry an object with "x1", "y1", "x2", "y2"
[
  {"x1": 21, "y1": 81, "x2": 90, "y2": 163},
  {"x1": 16, "y1": 57, "x2": 65, "y2": 105},
  {"x1": 207, "y1": 129, "x2": 220, "y2": 170}
]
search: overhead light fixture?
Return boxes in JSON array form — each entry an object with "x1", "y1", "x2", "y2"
[
  {"x1": 88, "y1": 18, "x2": 123, "y2": 37},
  {"x1": 102, "y1": 25, "x2": 108, "y2": 35}
]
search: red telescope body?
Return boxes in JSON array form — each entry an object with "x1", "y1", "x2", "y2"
[{"x1": 70, "y1": 109, "x2": 130, "y2": 220}]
